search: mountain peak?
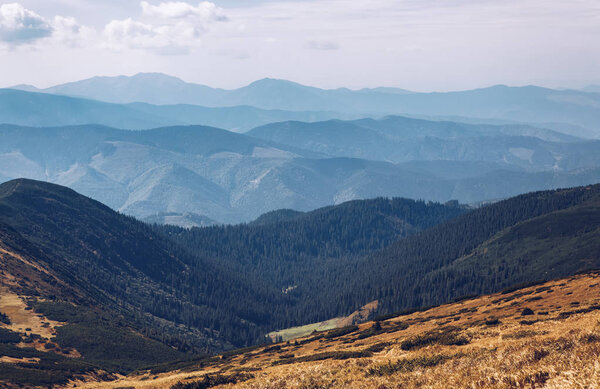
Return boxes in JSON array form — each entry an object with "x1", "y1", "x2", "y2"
[
  {"x1": 129, "y1": 72, "x2": 187, "y2": 83},
  {"x1": 245, "y1": 78, "x2": 311, "y2": 89}
]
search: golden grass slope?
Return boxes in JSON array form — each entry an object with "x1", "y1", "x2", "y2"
[{"x1": 76, "y1": 272, "x2": 600, "y2": 389}]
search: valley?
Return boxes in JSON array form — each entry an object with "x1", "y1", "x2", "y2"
[
  {"x1": 1, "y1": 13, "x2": 600, "y2": 385},
  {"x1": 48, "y1": 272, "x2": 600, "y2": 388},
  {"x1": 0, "y1": 179, "x2": 598, "y2": 387}
]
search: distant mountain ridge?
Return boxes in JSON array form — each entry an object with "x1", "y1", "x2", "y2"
[
  {"x1": 248, "y1": 116, "x2": 599, "y2": 170},
  {"x1": 0, "y1": 123, "x2": 599, "y2": 224},
  {"x1": 0, "y1": 125, "x2": 600, "y2": 224},
  {"x1": 11, "y1": 73, "x2": 600, "y2": 137},
  {"x1": 0, "y1": 88, "x2": 353, "y2": 132}
]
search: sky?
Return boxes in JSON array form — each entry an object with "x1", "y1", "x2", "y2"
[{"x1": 0, "y1": 0, "x2": 599, "y2": 91}]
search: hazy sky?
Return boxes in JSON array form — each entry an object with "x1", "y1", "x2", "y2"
[{"x1": 0, "y1": 0, "x2": 599, "y2": 91}]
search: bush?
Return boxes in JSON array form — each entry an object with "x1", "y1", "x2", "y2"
[
  {"x1": 357, "y1": 322, "x2": 383, "y2": 339},
  {"x1": 485, "y1": 318, "x2": 500, "y2": 326},
  {"x1": 170, "y1": 373, "x2": 253, "y2": 389},
  {"x1": 324, "y1": 325, "x2": 359, "y2": 339},
  {"x1": 0, "y1": 328, "x2": 21, "y2": 344},
  {"x1": 400, "y1": 327, "x2": 469, "y2": 351},
  {"x1": 0, "y1": 312, "x2": 10, "y2": 325},
  {"x1": 521, "y1": 308, "x2": 535, "y2": 316},
  {"x1": 367, "y1": 355, "x2": 450, "y2": 376}
]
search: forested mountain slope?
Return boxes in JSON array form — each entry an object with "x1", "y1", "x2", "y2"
[
  {"x1": 0, "y1": 179, "x2": 463, "y2": 353},
  {"x1": 0, "y1": 179, "x2": 284, "y2": 351},
  {"x1": 157, "y1": 198, "x2": 468, "y2": 287},
  {"x1": 159, "y1": 184, "x2": 600, "y2": 328},
  {"x1": 332, "y1": 184, "x2": 600, "y2": 315},
  {"x1": 0, "y1": 179, "x2": 599, "y2": 388}
]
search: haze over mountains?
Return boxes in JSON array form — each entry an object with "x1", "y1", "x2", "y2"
[
  {"x1": 0, "y1": 88, "x2": 347, "y2": 132},
  {"x1": 0, "y1": 73, "x2": 599, "y2": 225},
  {"x1": 9, "y1": 73, "x2": 600, "y2": 138},
  {"x1": 0, "y1": 72, "x2": 599, "y2": 387},
  {"x1": 0, "y1": 121, "x2": 599, "y2": 224}
]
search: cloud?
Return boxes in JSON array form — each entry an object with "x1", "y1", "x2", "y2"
[
  {"x1": 0, "y1": 3, "x2": 90, "y2": 48},
  {"x1": 141, "y1": 1, "x2": 227, "y2": 22},
  {"x1": 51, "y1": 15, "x2": 93, "y2": 47},
  {"x1": 306, "y1": 40, "x2": 339, "y2": 51},
  {"x1": 103, "y1": 1, "x2": 227, "y2": 52},
  {"x1": 0, "y1": 3, "x2": 53, "y2": 44}
]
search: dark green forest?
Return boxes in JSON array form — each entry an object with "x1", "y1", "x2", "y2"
[{"x1": 0, "y1": 179, "x2": 599, "y2": 376}]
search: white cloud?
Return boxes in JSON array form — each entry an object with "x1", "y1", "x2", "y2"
[
  {"x1": 51, "y1": 15, "x2": 93, "y2": 47},
  {"x1": 141, "y1": 1, "x2": 226, "y2": 22},
  {"x1": 0, "y1": 2, "x2": 52, "y2": 44},
  {"x1": 0, "y1": 3, "x2": 91, "y2": 48},
  {"x1": 103, "y1": 1, "x2": 227, "y2": 52}
]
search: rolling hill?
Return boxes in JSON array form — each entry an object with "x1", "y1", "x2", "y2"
[{"x1": 247, "y1": 116, "x2": 598, "y2": 169}]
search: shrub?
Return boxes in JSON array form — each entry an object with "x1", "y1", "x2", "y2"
[
  {"x1": 170, "y1": 373, "x2": 253, "y2": 389},
  {"x1": 519, "y1": 320, "x2": 538, "y2": 325},
  {"x1": 261, "y1": 345, "x2": 281, "y2": 353},
  {"x1": 367, "y1": 355, "x2": 450, "y2": 376},
  {"x1": 324, "y1": 325, "x2": 359, "y2": 339},
  {"x1": 0, "y1": 312, "x2": 10, "y2": 325},
  {"x1": 400, "y1": 327, "x2": 469, "y2": 351},
  {"x1": 521, "y1": 308, "x2": 534, "y2": 316},
  {"x1": 532, "y1": 348, "x2": 549, "y2": 361},
  {"x1": 357, "y1": 322, "x2": 383, "y2": 339},
  {"x1": 485, "y1": 318, "x2": 500, "y2": 326},
  {"x1": 0, "y1": 328, "x2": 21, "y2": 344}
]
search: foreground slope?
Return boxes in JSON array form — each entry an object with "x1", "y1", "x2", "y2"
[
  {"x1": 79, "y1": 272, "x2": 600, "y2": 388},
  {"x1": 0, "y1": 181, "x2": 599, "y2": 387}
]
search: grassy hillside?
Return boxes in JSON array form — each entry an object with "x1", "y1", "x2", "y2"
[{"x1": 73, "y1": 272, "x2": 600, "y2": 388}]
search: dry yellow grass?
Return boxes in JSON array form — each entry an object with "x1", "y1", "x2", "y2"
[
  {"x1": 73, "y1": 272, "x2": 600, "y2": 389},
  {"x1": 0, "y1": 290, "x2": 61, "y2": 340}
]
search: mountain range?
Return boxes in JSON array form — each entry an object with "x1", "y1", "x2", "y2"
[
  {"x1": 1, "y1": 121, "x2": 599, "y2": 224},
  {"x1": 0, "y1": 88, "x2": 349, "y2": 132},
  {"x1": 10, "y1": 73, "x2": 600, "y2": 138}
]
